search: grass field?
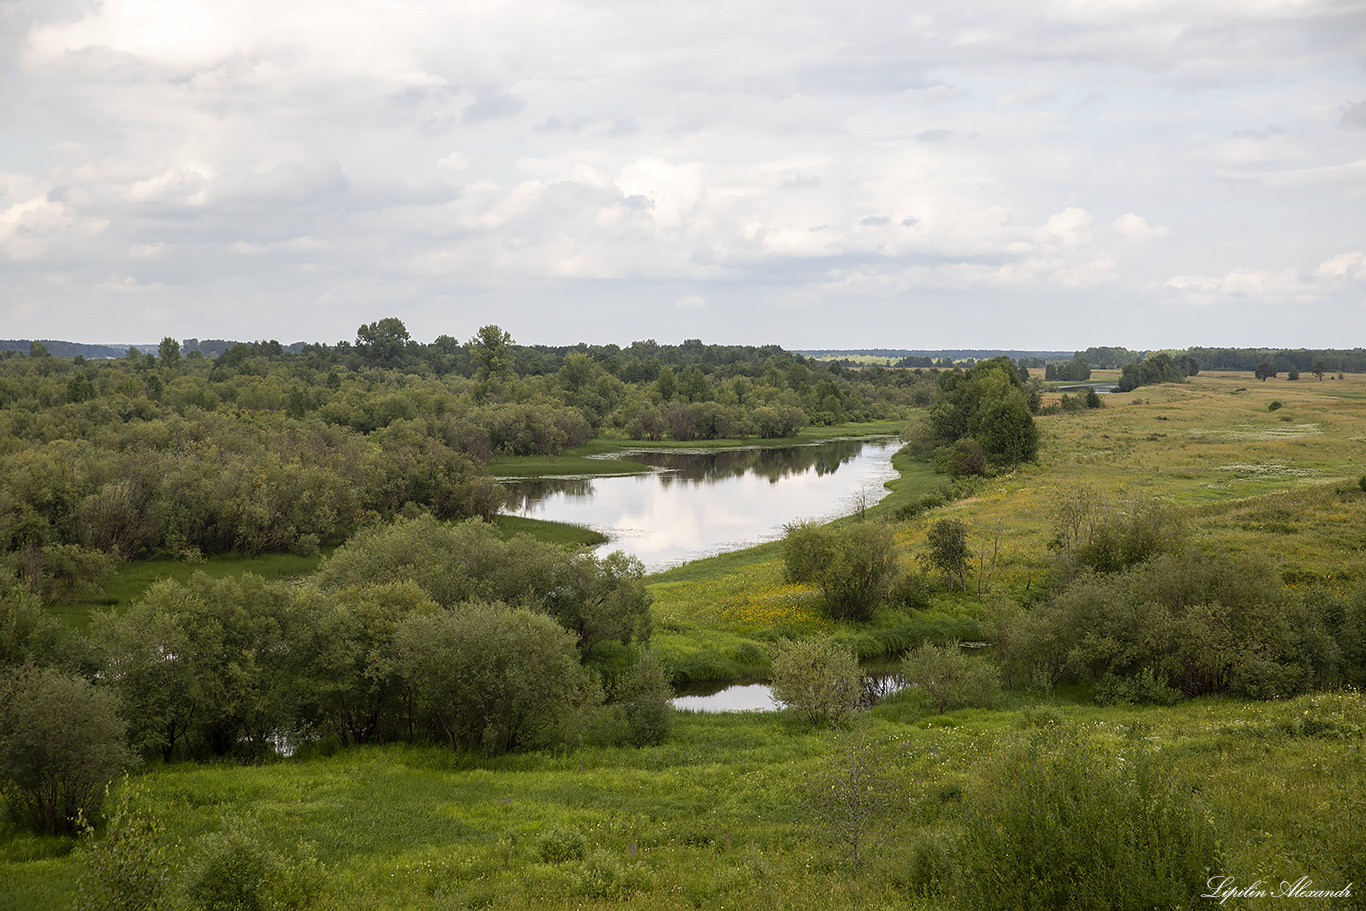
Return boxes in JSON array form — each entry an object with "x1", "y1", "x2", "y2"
[{"x1": 3, "y1": 689, "x2": 1360, "y2": 910}]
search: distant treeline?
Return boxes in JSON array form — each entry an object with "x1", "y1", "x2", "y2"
[
  {"x1": 1185, "y1": 347, "x2": 1366, "y2": 374},
  {"x1": 1069, "y1": 346, "x2": 1365, "y2": 374}
]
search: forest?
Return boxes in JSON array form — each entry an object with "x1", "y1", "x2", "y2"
[{"x1": 1, "y1": 327, "x2": 1364, "y2": 910}]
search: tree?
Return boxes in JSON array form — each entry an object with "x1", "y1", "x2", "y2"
[
  {"x1": 1287, "y1": 364, "x2": 1300, "y2": 381},
  {"x1": 770, "y1": 637, "x2": 862, "y2": 727},
  {"x1": 782, "y1": 520, "x2": 899, "y2": 622},
  {"x1": 314, "y1": 516, "x2": 652, "y2": 657},
  {"x1": 67, "y1": 372, "x2": 97, "y2": 403},
  {"x1": 156, "y1": 338, "x2": 180, "y2": 367},
  {"x1": 0, "y1": 666, "x2": 135, "y2": 835},
  {"x1": 29, "y1": 340, "x2": 51, "y2": 358},
  {"x1": 395, "y1": 603, "x2": 601, "y2": 756},
  {"x1": 1313, "y1": 359, "x2": 1328, "y2": 381},
  {"x1": 356, "y1": 318, "x2": 411, "y2": 368},
  {"x1": 1255, "y1": 360, "x2": 1277, "y2": 381},
  {"x1": 807, "y1": 713, "x2": 898, "y2": 874},
  {"x1": 469, "y1": 325, "x2": 514, "y2": 398},
  {"x1": 922, "y1": 358, "x2": 1039, "y2": 472},
  {"x1": 291, "y1": 581, "x2": 438, "y2": 746},
  {"x1": 977, "y1": 392, "x2": 1039, "y2": 471},
  {"x1": 921, "y1": 519, "x2": 969, "y2": 591},
  {"x1": 94, "y1": 574, "x2": 300, "y2": 761}
]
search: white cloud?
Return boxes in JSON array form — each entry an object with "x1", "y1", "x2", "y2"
[
  {"x1": 2, "y1": 0, "x2": 1364, "y2": 347},
  {"x1": 1044, "y1": 208, "x2": 1093, "y2": 248},
  {"x1": 1317, "y1": 251, "x2": 1366, "y2": 281},
  {"x1": 1111, "y1": 213, "x2": 1169, "y2": 242}
]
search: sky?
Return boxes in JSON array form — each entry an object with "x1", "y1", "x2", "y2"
[{"x1": 2, "y1": 0, "x2": 1364, "y2": 351}]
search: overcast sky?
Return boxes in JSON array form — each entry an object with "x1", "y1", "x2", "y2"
[{"x1": 2, "y1": 1, "x2": 1364, "y2": 351}]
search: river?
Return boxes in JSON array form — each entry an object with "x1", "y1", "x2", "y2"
[{"x1": 500, "y1": 437, "x2": 902, "y2": 571}]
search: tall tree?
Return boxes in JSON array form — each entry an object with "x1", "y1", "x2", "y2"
[{"x1": 356, "y1": 318, "x2": 412, "y2": 368}]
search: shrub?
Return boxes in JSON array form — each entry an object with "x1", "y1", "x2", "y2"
[
  {"x1": 535, "y1": 826, "x2": 587, "y2": 864},
  {"x1": 0, "y1": 666, "x2": 135, "y2": 835},
  {"x1": 889, "y1": 570, "x2": 932, "y2": 611},
  {"x1": 946, "y1": 438, "x2": 986, "y2": 478},
  {"x1": 1094, "y1": 669, "x2": 1183, "y2": 706},
  {"x1": 616, "y1": 649, "x2": 675, "y2": 747},
  {"x1": 395, "y1": 603, "x2": 602, "y2": 756},
  {"x1": 1269, "y1": 400, "x2": 1283, "y2": 411},
  {"x1": 184, "y1": 821, "x2": 323, "y2": 911},
  {"x1": 316, "y1": 516, "x2": 652, "y2": 656},
  {"x1": 770, "y1": 637, "x2": 862, "y2": 727},
  {"x1": 576, "y1": 848, "x2": 648, "y2": 899},
  {"x1": 949, "y1": 728, "x2": 1221, "y2": 911},
  {"x1": 782, "y1": 521, "x2": 899, "y2": 622},
  {"x1": 73, "y1": 778, "x2": 178, "y2": 911},
  {"x1": 900, "y1": 641, "x2": 1001, "y2": 713}
]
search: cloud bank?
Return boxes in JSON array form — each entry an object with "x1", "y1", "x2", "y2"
[{"x1": 2, "y1": 0, "x2": 1364, "y2": 349}]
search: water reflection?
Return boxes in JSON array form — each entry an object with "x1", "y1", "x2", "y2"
[
  {"x1": 502, "y1": 438, "x2": 901, "y2": 571},
  {"x1": 673, "y1": 673, "x2": 908, "y2": 713}
]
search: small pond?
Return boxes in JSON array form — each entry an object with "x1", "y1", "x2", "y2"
[
  {"x1": 673, "y1": 673, "x2": 909, "y2": 713},
  {"x1": 501, "y1": 437, "x2": 902, "y2": 571}
]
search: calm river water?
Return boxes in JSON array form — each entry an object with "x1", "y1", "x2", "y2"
[{"x1": 500, "y1": 437, "x2": 902, "y2": 572}]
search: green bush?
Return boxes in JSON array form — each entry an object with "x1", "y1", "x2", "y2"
[
  {"x1": 73, "y1": 778, "x2": 178, "y2": 911},
  {"x1": 889, "y1": 570, "x2": 932, "y2": 611},
  {"x1": 576, "y1": 848, "x2": 648, "y2": 899},
  {"x1": 395, "y1": 603, "x2": 602, "y2": 756},
  {"x1": 1094, "y1": 669, "x2": 1183, "y2": 706},
  {"x1": 616, "y1": 649, "x2": 675, "y2": 747},
  {"x1": 0, "y1": 666, "x2": 134, "y2": 835},
  {"x1": 769, "y1": 637, "x2": 862, "y2": 727},
  {"x1": 948, "y1": 728, "x2": 1221, "y2": 911},
  {"x1": 535, "y1": 826, "x2": 587, "y2": 864},
  {"x1": 782, "y1": 520, "x2": 899, "y2": 622},
  {"x1": 1269, "y1": 400, "x2": 1283, "y2": 411},
  {"x1": 900, "y1": 641, "x2": 1001, "y2": 713},
  {"x1": 185, "y1": 821, "x2": 322, "y2": 911}
]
